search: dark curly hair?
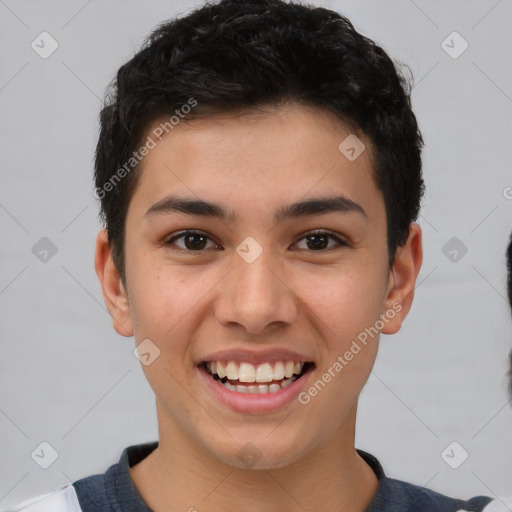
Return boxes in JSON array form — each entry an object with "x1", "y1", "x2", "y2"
[
  {"x1": 507, "y1": 233, "x2": 512, "y2": 395},
  {"x1": 508, "y1": 233, "x2": 512, "y2": 313},
  {"x1": 94, "y1": 0, "x2": 425, "y2": 280}
]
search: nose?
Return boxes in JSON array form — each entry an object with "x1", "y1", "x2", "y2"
[{"x1": 213, "y1": 249, "x2": 299, "y2": 336}]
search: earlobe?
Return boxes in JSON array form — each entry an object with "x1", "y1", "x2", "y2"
[
  {"x1": 381, "y1": 223, "x2": 423, "y2": 335},
  {"x1": 94, "y1": 230, "x2": 134, "y2": 337}
]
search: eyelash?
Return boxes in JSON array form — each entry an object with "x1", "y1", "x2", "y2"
[{"x1": 163, "y1": 229, "x2": 347, "y2": 253}]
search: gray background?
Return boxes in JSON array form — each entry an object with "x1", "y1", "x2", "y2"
[{"x1": 1, "y1": 0, "x2": 511, "y2": 508}]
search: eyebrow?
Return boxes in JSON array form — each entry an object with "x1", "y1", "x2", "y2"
[{"x1": 145, "y1": 195, "x2": 367, "y2": 222}]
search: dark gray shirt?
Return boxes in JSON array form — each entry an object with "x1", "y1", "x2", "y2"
[{"x1": 70, "y1": 441, "x2": 492, "y2": 512}]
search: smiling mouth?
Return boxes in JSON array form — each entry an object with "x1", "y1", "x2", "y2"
[{"x1": 203, "y1": 360, "x2": 314, "y2": 394}]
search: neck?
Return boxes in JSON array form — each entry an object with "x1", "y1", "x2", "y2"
[{"x1": 130, "y1": 403, "x2": 378, "y2": 512}]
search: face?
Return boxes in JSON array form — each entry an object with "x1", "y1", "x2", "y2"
[{"x1": 96, "y1": 103, "x2": 421, "y2": 470}]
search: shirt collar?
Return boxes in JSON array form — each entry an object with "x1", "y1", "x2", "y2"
[{"x1": 110, "y1": 442, "x2": 389, "y2": 512}]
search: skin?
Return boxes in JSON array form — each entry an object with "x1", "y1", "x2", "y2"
[{"x1": 95, "y1": 103, "x2": 422, "y2": 512}]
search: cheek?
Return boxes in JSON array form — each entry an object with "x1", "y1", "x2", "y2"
[
  {"x1": 127, "y1": 267, "x2": 205, "y2": 407},
  {"x1": 297, "y1": 265, "x2": 387, "y2": 341},
  {"x1": 127, "y1": 262, "x2": 215, "y2": 344}
]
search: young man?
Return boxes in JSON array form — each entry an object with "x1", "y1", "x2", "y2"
[{"x1": 8, "y1": 0, "x2": 494, "y2": 510}]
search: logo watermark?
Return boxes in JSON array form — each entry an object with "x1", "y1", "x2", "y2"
[
  {"x1": 94, "y1": 98, "x2": 198, "y2": 199},
  {"x1": 298, "y1": 302, "x2": 402, "y2": 405}
]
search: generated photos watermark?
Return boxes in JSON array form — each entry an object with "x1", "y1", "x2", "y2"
[
  {"x1": 94, "y1": 98, "x2": 198, "y2": 200},
  {"x1": 298, "y1": 302, "x2": 402, "y2": 405}
]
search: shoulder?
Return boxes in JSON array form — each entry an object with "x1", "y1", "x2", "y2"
[
  {"x1": 3, "y1": 473, "x2": 109, "y2": 512},
  {"x1": 5, "y1": 441, "x2": 158, "y2": 512},
  {"x1": 370, "y1": 477, "x2": 493, "y2": 512},
  {"x1": 357, "y1": 449, "x2": 493, "y2": 512},
  {"x1": 2, "y1": 484, "x2": 83, "y2": 512},
  {"x1": 481, "y1": 497, "x2": 512, "y2": 511}
]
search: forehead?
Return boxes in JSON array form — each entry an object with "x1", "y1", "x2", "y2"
[{"x1": 130, "y1": 103, "x2": 383, "y2": 222}]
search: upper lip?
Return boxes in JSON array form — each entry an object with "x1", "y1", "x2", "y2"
[{"x1": 199, "y1": 349, "x2": 314, "y2": 366}]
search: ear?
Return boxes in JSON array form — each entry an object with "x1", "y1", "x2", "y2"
[
  {"x1": 94, "y1": 230, "x2": 134, "y2": 337},
  {"x1": 381, "y1": 223, "x2": 423, "y2": 335}
]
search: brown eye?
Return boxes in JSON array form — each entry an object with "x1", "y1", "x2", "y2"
[
  {"x1": 165, "y1": 231, "x2": 220, "y2": 252},
  {"x1": 293, "y1": 230, "x2": 346, "y2": 251},
  {"x1": 183, "y1": 233, "x2": 208, "y2": 250}
]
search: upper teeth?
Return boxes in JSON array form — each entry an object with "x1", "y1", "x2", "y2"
[{"x1": 207, "y1": 361, "x2": 304, "y2": 383}]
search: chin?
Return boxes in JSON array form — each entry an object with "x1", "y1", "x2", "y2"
[{"x1": 205, "y1": 435, "x2": 309, "y2": 471}]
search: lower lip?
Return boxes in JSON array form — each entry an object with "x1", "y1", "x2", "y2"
[{"x1": 198, "y1": 365, "x2": 313, "y2": 414}]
